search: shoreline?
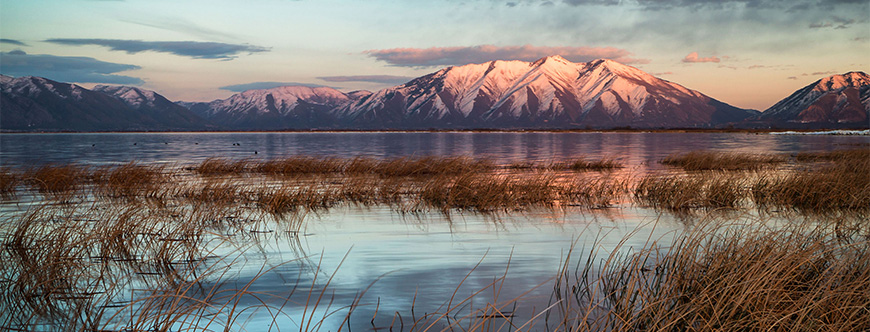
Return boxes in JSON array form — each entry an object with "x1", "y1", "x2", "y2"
[{"x1": 2, "y1": 128, "x2": 868, "y2": 134}]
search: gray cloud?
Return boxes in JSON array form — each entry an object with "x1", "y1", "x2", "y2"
[
  {"x1": 45, "y1": 39, "x2": 268, "y2": 60},
  {"x1": 364, "y1": 45, "x2": 648, "y2": 67},
  {"x1": 0, "y1": 50, "x2": 143, "y2": 84},
  {"x1": 219, "y1": 81, "x2": 330, "y2": 92},
  {"x1": 0, "y1": 38, "x2": 28, "y2": 46},
  {"x1": 810, "y1": 16, "x2": 856, "y2": 29},
  {"x1": 558, "y1": 0, "x2": 864, "y2": 10},
  {"x1": 317, "y1": 75, "x2": 414, "y2": 85}
]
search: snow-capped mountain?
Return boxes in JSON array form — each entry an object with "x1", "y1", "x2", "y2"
[
  {"x1": 0, "y1": 75, "x2": 208, "y2": 131},
  {"x1": 93, "y1": 85, "x2": 207, "y2": 128},
  {"x1": 185, "y1": 86, "x2": 356, "y2": 129},
  {"x1": 758, "y1": 72, "x2": 869, "y2": 125},
  {"x1": 335, "y1": 56, "x2": 757, "y2": 128}
]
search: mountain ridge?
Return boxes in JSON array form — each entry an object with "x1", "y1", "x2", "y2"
[{"x1": 3, "y1": 61, "x2": 868, "y2": 131}]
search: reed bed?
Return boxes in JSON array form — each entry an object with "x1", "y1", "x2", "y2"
[
  {"x1": 551, "y1": 220, "x2": 870, "y2": 332},
  {"x1": 91, "y1": 162, "x2": 166, "y2": 199},
  {"x1": 634, "y1": 173, "x2": 747, "y2": 210},
  {"x1": 0, "y1": 167, "x2": 19, "y2": 198},
  {"x1": 753, "y1": 152, "x2": 870, "y2": 212},
  {"x1": 569, "y1": 157, "x2": 623, "y2": 171},
  {"x1": 24, "y1": 164, "x2": 89, "y2": 198},
  {"x1": 661, "y1": 151, "x2": 786, "y2": 171}
]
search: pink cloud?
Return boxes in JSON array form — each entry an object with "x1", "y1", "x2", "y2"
[
  {"x1": 682, "y1": 52, "x2": 721, "y2": 63},
  {"x1": 363, "y1": 44, "x2": 649, "y2": 67}
]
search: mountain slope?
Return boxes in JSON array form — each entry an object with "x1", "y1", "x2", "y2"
[
  {"x1": 336, "y1": 56, "x2": 757, "y2": 129},
  {"x1": 92, "y1": 85, "x2": 209, "y2": 129},
  {"x1": 758, "y1": 72, "x2": 869, "y2": 126},
  {"x1": 187, "y1": 86, "x2": 355, "y2": 129}
]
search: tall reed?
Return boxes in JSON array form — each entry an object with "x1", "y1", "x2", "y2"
[{"x1": 662, "y1": 151, "x2": 786, "y2": 171}]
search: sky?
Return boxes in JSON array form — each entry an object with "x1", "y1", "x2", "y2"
[{"x1": 0, "y1": 0, "x2": 868, "y2": 111}]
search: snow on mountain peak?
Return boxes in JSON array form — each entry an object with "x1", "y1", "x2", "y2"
[
  {"x1": 813, "y1": 71, "x2": 869, "y2": 93},
  {"x1": 211, "y1": 85, "x2": 352, "y2": 116}
]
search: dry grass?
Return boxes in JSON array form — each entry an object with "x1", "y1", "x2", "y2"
[
  {"x1": 24, "y1": 164, "x2": 88, "y2": 198},
  {"x1": 634, "y1": 173, "x2": 747, "y2": 210},
  {"x1": 793, "y1": 148, "x2": 870, "y2": 162},
  {"x1": 753, "y1": 152, "x2": 870, "y2": 212},
  {"x1": 92, "y1": 162, "x2": 166, "y2": 198},
  {"x1": 662, "y1": 151, "x2": 786, "y2": 171},
  {"x1": 551, "y1": 220, "x2": 870, "y2": 331},
  {"x1": 569, "y1": 157, "x2": 623, "y2": 171},
  {"x1": 0, "y1": 167, "x2": 19, "y2": 198},
  {"x1": 194, "y1": 157, "x2": 251, "y2": 175}
]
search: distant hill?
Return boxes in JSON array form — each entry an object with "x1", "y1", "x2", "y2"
[
  {"x1": 754, "y1": 72, "x2": 869, "y2": 128},
  {"x1": 0, "y1": 75, "x2": 211, "y2": 131},
  {"x1": 181, "y1": 86, "x2": 356, "y2": 130}
]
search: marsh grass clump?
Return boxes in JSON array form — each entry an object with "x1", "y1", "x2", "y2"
[
  {"x1": 555, "y1": 221, "x2": 870, "y2": 331},
  {"x1": 634, "y1": 173, "x2": 746, "y2": 210},
  {"x1": 0, "y1": 167, "x2": 20, "y2": 198},
  {"x1": 254, "y1": 156, "x2": 345, "y2": 175},
  {"x1": 662, "y1": 151, "x2": 786, "y2": 171},
  {"x1": 568, "y1": 157, "x2": 622, "y2": 171},
  {"x1": 753, "y1": 153, "x2": 870, "y2": 212},
  {"x1": 375, "y1": 156, "x2": 493, "y2": 177},
  {"x1": 793, "y1": 148, "x2": 870, "y2": 162},
  {"x1": 195, "y1": 158, "x2": 251, "y2": 175},
  {"x1": 24, "y1": 164, "x2": 88, "y2": 197},
  {"x1": 92, "y1": 162, "x2": 166, "y2": 198}
]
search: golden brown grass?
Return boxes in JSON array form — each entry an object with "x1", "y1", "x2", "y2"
[
  {"x1": 194, "y1": 157, "x2": 251, "y2": 175},
  {"x1": 552, "y1": 220, "x2": 870, "y2": 332},
  {"x1": 634, "y1": 173, "x2": 747, "y2": 210},
  {"x1": 24, "y1": 164, "x2": 88, "y2": 199},
  {"x1": 91, "y1": 162, "x2": 166, "y2": 198},
  {"x1": 569, "y1": 157, "x2": 623, "y2": 171},
  {"x1": 662, "y1": 151, "x2": 786, "y2": 171},
  {"x1": 0, "y1": 167, "x2": 19, "y2": 198},
  {"x1": 753, "y1": 152, "x2": 870, "y2": 212}
]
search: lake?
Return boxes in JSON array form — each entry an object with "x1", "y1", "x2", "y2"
[{"x1": 1, "y1": 131, "x2": 867, "y2": 331}]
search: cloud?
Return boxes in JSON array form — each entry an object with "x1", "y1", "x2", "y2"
[
  {"x1": 651, "y1": 71, "x2": 674, "y2": 76},
  {"x1": 810, "y1": 16, "x2": 856, "y2": 29},
  {"x1": 317, "y1": 75, "x2": 414, "y2": 85},
  {"x1": 0, "y1": 51, "x2": 143, "y2": 85},
  {"x1": 0, "y1": 38, "x2": 28, "y2": 46},
  {"x1": 219, "y1": 81, "x2": 330, "y2": 92},
  {"x1": 364, "y1": 45, "x2": 648, "y2": 67},
  {"x1": 120, "y1": 17, "x2": 239, "y2": 42},
  {"x1": 787, "y1": 76, "x2": 798, "y2": 80},
  {"x1": 45, "y1": 39, "x2": 268, "y2": 60},
  {"x1": 558, "y1": 0, "x2": 864, "y2": 10},
  {"x1": 682, "y1": 52, "x2": 721, "y2": 63}
]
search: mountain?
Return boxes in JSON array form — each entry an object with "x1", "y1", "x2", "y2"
[
  {"x1": 0, "y1": 75, "x2": 209, "y2": 131},
  {"x1": 757, "y1": 72, "x2": 869, "y2": 127},
  {"x1": 334, "y1": 56, "x2": 757, "y2": 129},
  {"x1": 185, "y1": 86, "x2": 355, "y2": 130},
  {"x1": 92, "y1": 85, "x2": 208, "y2": 129}
]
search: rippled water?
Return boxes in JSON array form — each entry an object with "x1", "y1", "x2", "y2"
[{"x1": 1, "y1": 131, "x2": 867, "y2": 330}]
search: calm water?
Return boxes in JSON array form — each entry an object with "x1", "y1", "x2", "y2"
[
  {"x1": 2, "y1": 131, "x2": 864, "y2": 168},
  {"x1": 2, "y1": 132, "x2": 867, "y2": 330}
]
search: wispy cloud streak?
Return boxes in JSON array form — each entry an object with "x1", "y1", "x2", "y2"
[
  {"x1": 45, "y1": 38, "x2": 269, "y2": 59},
  {"x1": 0, "y1": 50, "x2": 143, "y2": 84},
  {"x1": 682, "y1": 52, "x2": 721, "y2": 63},
  {"x1": 364, "y1": 44, "x2": 648, "y2": 67},
  {"x1": 318, "y1": 75, "x2": 414, "y2": 84}
]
